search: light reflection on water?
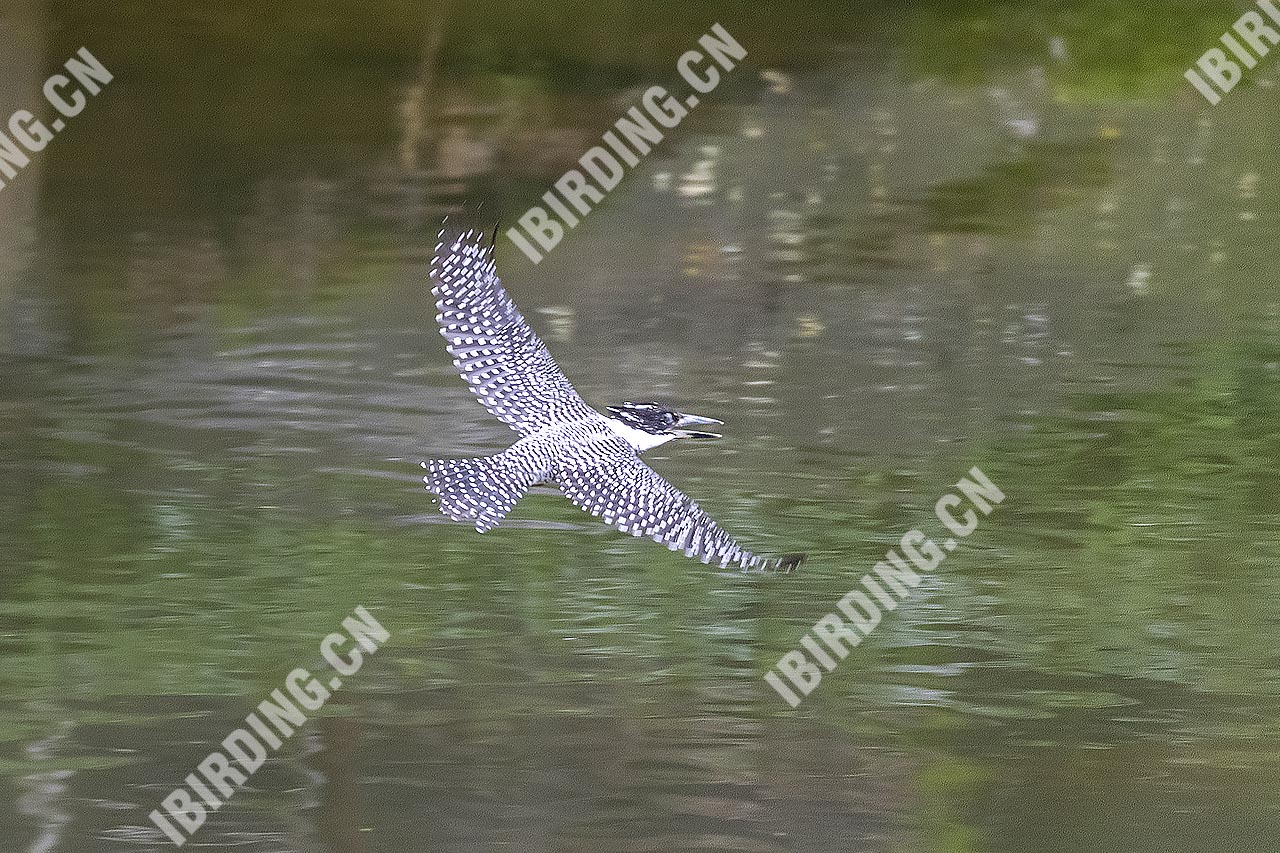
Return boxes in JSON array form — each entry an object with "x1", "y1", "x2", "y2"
[{"x1": 2, "y1": 14, "x2": 1280, "y2": 853}]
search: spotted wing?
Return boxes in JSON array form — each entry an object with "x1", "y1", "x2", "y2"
[
  {"x1": 556, "y1": 448, "x2": 801, "y2": 571},
  {"x1": 430, "y1": 227, "x2": 595, "y2": 435}
]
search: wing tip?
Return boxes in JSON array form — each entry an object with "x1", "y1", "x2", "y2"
[
  {"x1": 775, "y1": 553, "x2": 806, "y2": 572},
  {"x1": 733, "y1": 551, "x2": 806, "y2": 574}
]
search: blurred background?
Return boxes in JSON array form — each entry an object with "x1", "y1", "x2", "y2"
[{"x1": 2, "y1": 0, "x2": 1279, "y2": 850}]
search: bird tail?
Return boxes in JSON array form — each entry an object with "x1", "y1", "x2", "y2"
[{"x1": 422, "y1": 452, "x2": 534, "y2": 533}]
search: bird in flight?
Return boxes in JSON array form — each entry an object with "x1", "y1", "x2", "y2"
[{"x1": 421, "y1": 226, "x2": 803, "y2": 572}]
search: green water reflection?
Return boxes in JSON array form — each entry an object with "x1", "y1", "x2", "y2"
[{"x1": 2, "y1": 1, "x2": 1279, "y2": 851}]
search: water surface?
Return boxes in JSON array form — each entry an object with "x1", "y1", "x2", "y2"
[{"x1": 2, "y1": 4, "x2": 1279, "y2": 851}]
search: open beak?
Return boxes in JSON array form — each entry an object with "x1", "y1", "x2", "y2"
[{"x1": 672, "y1": 412, "x2": 723, "y2": 439}]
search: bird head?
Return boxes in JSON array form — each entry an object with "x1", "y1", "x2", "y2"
[{"x1": 605, "y1": 402, "x2": 723, "y2": 444}]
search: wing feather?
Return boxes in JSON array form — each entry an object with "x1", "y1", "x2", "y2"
[
  {"x1": 430, "y1": 228, "x2": 595, "y2": 435},
  {"x1": 556, "y1": 448, "x2": 800, "y2": 571}
]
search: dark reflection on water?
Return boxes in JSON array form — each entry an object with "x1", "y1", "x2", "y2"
[{"x1": 3, "y1": 6, "x2": 1280, "y2": 852}]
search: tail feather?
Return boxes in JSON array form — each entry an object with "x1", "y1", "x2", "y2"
[{"x1": 422, "y1": 455, "x2": 531, "y2": 532}]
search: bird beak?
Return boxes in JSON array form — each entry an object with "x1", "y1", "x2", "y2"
[{"x1": 672, "y1": 412, "x2": 723, "y2": 439}]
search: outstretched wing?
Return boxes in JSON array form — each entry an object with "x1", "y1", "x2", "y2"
[
  {"x1": 556, "y1": 447, "x2": 802, "y2": 571},
  {"x1": 430, "y1": 227, "x2": 596, "y2": 435}
]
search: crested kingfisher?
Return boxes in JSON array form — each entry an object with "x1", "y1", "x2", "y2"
[{"x1": 421, "y1": 226, "x2": 804, "y2": 572}]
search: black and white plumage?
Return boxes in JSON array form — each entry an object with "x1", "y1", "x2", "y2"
[{"x1": 422, "y1": 227, "x2": 803, "y2": 572}]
